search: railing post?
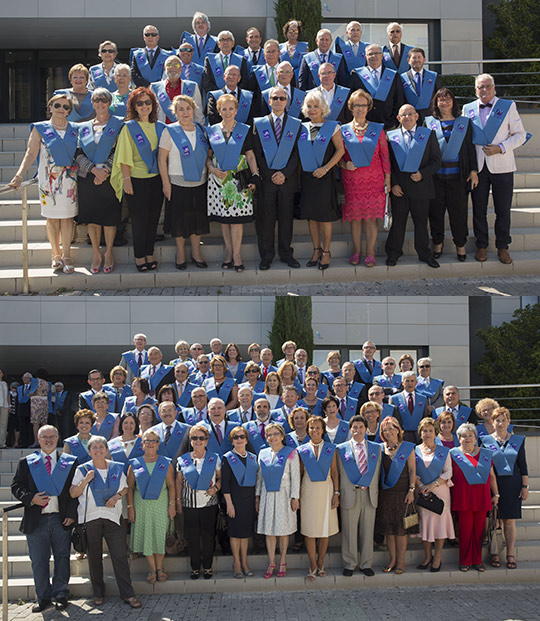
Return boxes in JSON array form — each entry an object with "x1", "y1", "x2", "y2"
[
  {"x1": 2, "y1": 509, "x2": 8, "y2": 621},
  {"x1": 21, "y1": 186, "x2": 29, "y2": 295}
]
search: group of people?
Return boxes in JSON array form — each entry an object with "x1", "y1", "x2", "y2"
[
  {"x1": 9, "y1": 333, "x2": 529, "y2": 612},
  {"x1": 7, "y1": 15, "x2": 528, "y2": 274}
]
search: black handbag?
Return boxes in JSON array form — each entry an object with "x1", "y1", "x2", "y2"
[
  {"x1": 416, "y1": 491, "x2": 444, "y2": 515},
  {"x1": 71, "y1": 484, "x2": 89, "y2": 554},
  {"x1": 233, "y1": 168, "x2": 252, "y2": 191}
]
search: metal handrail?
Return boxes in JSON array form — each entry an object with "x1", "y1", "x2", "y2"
[
  {"x1": 0, "y1": 179, "x2": 37, "y2": 295},
  {"x1": 2, "y1": 503, "x2": 24, "y2": 621},
  {"x1": 428, "y1": 58, "x2": 540, "y2": 66}
]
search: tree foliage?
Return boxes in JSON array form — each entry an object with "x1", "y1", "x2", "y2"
[
  {"x1": 268, "y1": 296, "x2": 314, "y2": 365},
  {"x1": 274, "y1": 0, "x2": 322, "y2": 50},
  {"x1": 475, "y1": 303, "x2": 540, "y2": 419}
]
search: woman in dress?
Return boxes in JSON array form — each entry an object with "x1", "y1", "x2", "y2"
[
  {"x1": 104, "y1": 366, "x2": 132, "y2": 414},
  {"x1": 415, "y1": 418, "x2": 455, "y2": 572},
  {"x1": 436, "y1": 411, "x2": 459, "y2": 448},
  {"x1": 480, "y1": 407, "x2": 529, "y2": 569},
  {"x1": 109, "y1": 64, "x2": 132, "y2": 119},
  {"x1": 76, "y1": 87, "x2": 123, "y2": 274},
  {"x1": 286, "y1": 407, "x2": 310, "y2": 448},
  {"x1": 29, "y1": 368, "x2": 50, "y2": 446},
  {"x1": 398, "y1": 354, "x2": 414, "y2": 373},
  {"x1": 176, "y1": 425, "x2": 221, "y2": 580},
  {"x1": 111, "y1": 87, "x2": 165, "y2": 272},
  {"x1": 127, "y1": 429, "x2": 176, "y2": 583},
  {"x1": 91, "y1": 392, "x2": 120, "y2": 441},
  {"x1": 8, "y1": 93, "x2": 78, "y2": 274},
  {"x1": 361, "y1": 401, "x2": 383, "y2": 443},
  {"x1": 137, "y1": 404, "x2": 159, "y2": 435},
  {"x1": 158, "y1": 94, "x2": 209, "y2": 270},
  {"x1": 262, "y1": 371, "x2": 283, "y2": 410},
  {"x1": 222, "y1": 426, "x2": 257, "y2": 578},
  {"x1": 299, "y1": 91, "x2": 344, "y2": 270},
  {"x1": 70, "y1": 436, "x2": 141, "y2": 608},
  {"x1": 122, "y1": 377, "x2": 156, "y2": 415},
  {"x1": 108, "y1": 413, "x2": 144, "y2": 474},
  {"x1": 297, "y1": 378, "x2": 323, "y2": 416},
  {"x1": 256, "y1": 422, "x2": 300, "y2": 578},
  {"x1": 322, "y1": 351, "x2": 341, "y2": 389},
  {"x1": 240, "y1": 362, "x2": 265, "y2": 393},
  {"x1": 451, "y1": 422, "x2": 499, "y2": 571},
  {"x1": 63, "y1": 409, "x2": 95, "y2": 464},
  {"x1": 425, "y1": 88, "x2": 478, "y2": 261},
  {"x1": 88, "y1": 41, "x2": 120, "y2": 92},
  {"x1": 375, "y1": 416, "x2": 417, "y2": 574},
  {"x1": 277, "y1": 361, "x2": 301, "y2": 396},
  {"x1": 224, "y1": 343, "x2": 246, "y2": 384},
  {"x1": 206, "y1": 94, "x2": 259, "y2": 272},
  {"x1": 475, "y1": 398, "x2": 501, "y2": 440},
  {"x1": 204, "y1": 355, "x2": 238, "y2": 410},
  {"x1": 298, "y1": 416, "x2": 339, "y2": 580},
  {"x1": 322, "y1": 395, "x2": 350, "y2": 444},
  {"x1": 339, "y1": 89, "x2": 390, "y2": 267},
  {"x1": 55, "y1": 64, "x2": 95, "y2": 123},
  {"x1": 279, "y1": 20, "x2": 308, "y2": 80}
]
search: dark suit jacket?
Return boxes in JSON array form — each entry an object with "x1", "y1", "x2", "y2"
[
  {"x1": 11, "y1": 452, "x2": 78, "y2": 534},
  {"x1": 402, "y1": 69, "x2": 442, "y2": 122},
  {"x1": 248, "y1": 69, "x2": 297, "y2": 116},
  {"x1": 206, "y1": 88, "x2": 254, "y2": 126},
  {"x1": 131, "y1": 46, "x2": 163, "y2": 87},
  {"x1": 350, "y1": 68, "x2": 404, "y2": 130},
  {"x1": 140, "y1": 365, "x2": 175, "y2": 396},
  {"x1": 201, "y1": 55, "x2": 249, "y2": 101},
  {"x1": 298, "y1": 51, "x2": 348, "y2": 91}
]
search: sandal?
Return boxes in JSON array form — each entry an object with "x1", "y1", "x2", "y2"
[
  {"x1": 460, "y1": 565, "x2": 470, "y2": 572},
  {"x1": 146, "y1": 571, "x2": 157, "y2": 584},
  {"x1": 473, "y1": 564, "x2": 486, "y2": 572},
  {"x1": 222, "y1": 260, "x2": 233, "y2": 269},
  {"x1": 136, "y1": 262, "x2": 148, "y2": 272},
  {"x1": 394, "y1": 567, "x2": 405, "y2": 575},
  {"x1": 348, "y1": 253, "x2": 361, "y2": 266},
  {"x1": 62, "y1": 258, "x2": 75, "y2": 274},
  {"x1": 318, "y1": 250, "x2": 331, "y2": 271},
  {"x1": 382, "y1": 565, "x2": 395, "y2": 573},
  {"x1": 124, "y1": 597, "x2": 142, "y2": 609},
  {"x1": 146, "y1": 260, "x2": 158, "y2": 271},
  {"x1": 203, "y1": 569, "x2": 213, "y2": 580},
  {"x1": 364, "y1": 255, "x2": 376, "y2": 268},
  {"x1": 276, "y1": 562, "x2": 287, "y2": 577},
  {"x1": 234, "y1": 264, "x2": 245, "y2": 273},
  {"x1": 490, "y1": 555, "x2": 501, "y2": 568},
  {"x1": 306, "y1": 568, "x2": 317, "y2": 582},
  {"x1": 317, "y1": 566, "x2": 327, "y2": 577},
  {"x1": 506, "y1": 555, "x2": 517, "y2": 569},
  {"x1": 263, "y1": 563, "x2": 276, "y2": 579},
  {"x1": 190, "y1": 569, "x2": 200, "y2": 580},
  {"x1": 51, "y1": 255, "x2": 64, "y2": 271},
  {"x1": 156, "y1": 568, "x2": 168, "y2": 582},
  {"x1": 103, "y1": 264, "x2": 114, "y2": 274},
  {"x1": 306, "y1": 247, "x2": 322, "y2": 267},
  {"x1": 90, "y1": 263, "x2": 101, "y2": 274}
]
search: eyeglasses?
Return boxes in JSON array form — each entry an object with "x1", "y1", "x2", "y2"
[
  {"x1": 53, "y1": 103, "x2": 71, "y2": 110},
  {"x1": 143, "y1": 439, "x2": 159, "y2": 444},
  {"x1": 383, "y1": 362, "x2": 395, "y2": 365},
  {"x1": 266, "y1": 432, "x2": 281, "y2": 438},
  {"x1": 135, "y1": 99, "x2": 152, "y2": 107},
  {"x1": 233, "y1": 435, "x2": 247, "y2": 441},
  {"x1": 144, "y1": 32, "x2": 158, "y2": 37},
  {"x1": 179, "y1": 47, "x2": 194, "y2": 53},
  {"x1": 418, "y1": 365, "x2": 431, "y2": 369},
  {"x1": 199, "y1": 360, "x2": 209, "y2": 365},
  {"x1": 93, "y1": 96, "x2": 110, "y2": 103},
  {"x1": 246, "y1": 369, "x2": 259, "y2": 373},
  {"x1": 191, "y1": 435, "x2": 207, "y2": 441},
  {"x1": 101, "y1": 49, "x2": 115, "y2": 54},
  {"x1": 270, "y1": 96, "x2": 287, "y2": 101},
  {"x1": 307, "y1": 370, "x2": 318, "y2": 375}
]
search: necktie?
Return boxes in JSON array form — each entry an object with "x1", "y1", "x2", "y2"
[
  {"x1": 352, "y1": 43, "x2": 358, "y2": 57},
  {"x1": 215, "y1": 424, "x2": 223, "y2": 443},
  {"x1": 263, "y1": 366, "x2": 268, "y2": 378},
  {"x1": 151, "y1": 366, "x2": 156, "y2": 376},
  {"x1": 185, "y1": 63, "x2": 191, "y2": 79},
  {"x1": 242, "y1": 411, "x2": 248, "y2": 423},
  {"x1": 252, "y1": 51, "x2": 258, "y2": 65},
  {"x1": 479, "y1": 102, "x2": 493, "y2": 109},
  {"x1": 393, "y1": 44, "x2": 399, "y2": 67},
  {"x1": 223, "y1": 55, "x2": 228, "y2": 69},
  {"x1": 407, "y1": 130, "x2": 414, "y2": 148},
  {"x1": 414, "y1": 72, "x2": 422, "y2": 94},
  {"x1": 45, "y1": 455, "x2": 52, "y2": 475},
  {"x1": 260, "y1": 422, "x2": 266, "y2": 441},
  {"x1": 366, "y1": 359, "x2": 373, "y2": 373},
  {"x1": 340, "y1": 399, "x2": 346, "y2": 418},
  {"x1": 165, "y1": 425, "x2": 172, "y2": 444},
  {"x1": 138, "y1": 352, "x2": 143, "y2": 366},
  {"x1": 197, "y1": 410, "x2": 203, "y2": 422},
  {"x1": 357, "y1": 443, "x2": 367, "y2": 475},
  {"x1": 372, "y1": 70, "x2": 379, "y2": 87},
  {"x1": 408, "y1": 393, "x2": 414, "y2": 414},
  {"x1": 269, "y1": 66, "x2": 276, "y2": 86},
  {"x1": 198, "y1": 37, "x2": 204, "y2": 56},
  {"x1": 177, "y1": 383, "x2": 182, "y2": 397},
  {"x1": 298, "y1": 368, "x2": 304, "y2": 383},
  {"x1": 149, "y1": 49, "x2": 155, "y2": 64},
  {"x1": 321, "y1": 53, "x2": 327, "y2": 63},
  {"x1": 201, "y1": 373, "x2": 206, "y2": 381}
]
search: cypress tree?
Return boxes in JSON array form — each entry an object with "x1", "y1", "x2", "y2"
[
  {"x1": 268, "y1": 296, "x2": 314, "y2": 365},
  {"x1": 274, "y1": 0, "x2": 322, "y2": 50}
]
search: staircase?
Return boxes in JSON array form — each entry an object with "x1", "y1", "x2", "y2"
[
  {"x1": 1, "y1": 434, "x2": 539, "y2": 599},
  {"x1": 1, "y1": 115, "x2": 540, "y2": 294}
]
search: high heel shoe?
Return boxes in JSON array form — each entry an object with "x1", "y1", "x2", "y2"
[
  {"x1": 263, "y1": 563, "x2": 276, "y2": 579},
  {"x1": 191, "y1": 256, "x2": 208, "y2": 269},
  {"x1": 221, "y1": 260, "x2": 233, "y2": 269},
  {"x1": 417, "y1": 556, "x2": 433, "y2": 570},
  {"x1": 430, "y1": 562, "x2": 441, "y2": 573},
  {"x1": 318, "y1": 250, "x2": 331, "y2": 270},
  {"x1": 306, "y1": 247, "x2": 322, "y2": 267},
  {"x1": 276, "y1": 562, "x2": 287, "y2": 577},
  {"x1": 433, "y1": 242, "x2": 444, "y2": 259}
]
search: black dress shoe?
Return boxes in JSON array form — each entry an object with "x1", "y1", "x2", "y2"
[
  {"x1": 342, "y1": 568, "x2": 354, "y2": 577},
  {"x1": 259, "y1": 261, "x2": 271, "y2": 271},
  {"x1": 386, "y1": 257, "x2": 397, "y2": 266},
  {"x1": 32, "y1": 600, "x2": 52, "y2": 613},
  {"x1": 191, "y1": 256, "x2": 208, "y2": 269},
  {"x1": 433, "y1": 242, "x2": 444, "y2": 259},
  {"x1": 457, "y1": 253, "x2": 467, "y2": 262},
  {"x1": 287, "y1": 257, "x2": 301, "y2": 268},
  {"x1": 175, "y1": 261, "x2": 187, "y2": 270},
  {"x1": 361, "y1": 568, "x2": 375, "y2": 577},
  {"x1": 154, "y1": 234, "x2": 165, "y2": 242},
  {"x1": 425, "y1": 257, "x2": 440, "y2": 268},
  {"x1": 55, "y1": 597, "x2": 69, "y2": 611}
]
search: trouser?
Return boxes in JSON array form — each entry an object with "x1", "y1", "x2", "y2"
[
  {"x1": 385, "y1": 194, "x2": 431, "y2": 262},
  {"x1": 183, "y1": 505, "x2": 218, "y2": 570},
  {"x1": 255, "y1": 184, "x2": 295, "y2": 263},
  {"x1": 26, "y1": 513, "x2": 71, "y2": 601},
  {"x1": 456, "y1": 509, "x2": 487, "y2": 566},
  {"x1": 472, "y1": 167, "x2": 513, "y2": 249},
  {"x1": 0, "y1": 406, "x2": 8, "y2": 446},
  {"x1": 125, "y1": 176, "x2": 163, "y2": 259},
  {"x1": 85, "y1": 518, "x2": 135, "y2": 600},
  {"x1": 429, "y1": 176, "x2": 469, "y2": 247},
  {"x1": 341, "y1": 491, "x2": 376, "y2": 570}
]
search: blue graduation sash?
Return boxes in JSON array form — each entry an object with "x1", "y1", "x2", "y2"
[
  {"x1": 150, "y1": 81, "x2": 177, "y2": 123},
  {"x1": 17, "y1": 382, "x2": 35, "y2": 404},
  {"x1": 130, "y1": 455, "x2": 170, "y2": 499},
  {"x1": 141, "y1": 363, "x2": 171, "y2": 393},
  {"x1": 279, "y1": 41, "x2": 308, "y2": 73},
  {"x1": 177, "y1": 383, "x2": 197, "y2": 408},
  {"x1": 108, "y1": 436, "x2": 144, "y2": 473},
  {"x1": 202, "y1": 421, "x2": 234, "y2": 455},
  {"x1": 354, "y1": 359, "x2": 382, "y2": 383},
  {"x1": 348, "y1": 381, "x2": 366, "y2": 401},
  {"x1": 234, "y1": 46, "x2": 265, "y2": 73},
  {"x1": 434, "y1": 405, "x2": 472, "y2": 427},
  {"x1": 298, "y1": 442, "x2": 335, "y2": 481},
  {"x1": 425, "y1": 116, "x2": 468, "y2": 163},
  {"x1": 463, "y1": 98, "x2": 513, "y2": 146},
  {"x1": 298, "y1": 120, "x2": 338, "y2": 172},
  {"x1": 54, "y1": 391, "x2": 67, "y2": 413},
  {"x1": 54, "y1": 89, "x2": 94, "y2": 122},
  {"x1": 121, "y1": 350, "x2": 146, "y2": 377},
  {"x1": 123, "y1": 395, "x2": 156, "y2": 415},
  {"x1": 178, "y1": 451, "x2": 219, "y2": 490},
  {"x1": 381, "y1": 441, "x2": 415, "y2": 489},
  {"x1": 353, "y1": 67, "x2": 396, "y2": 102},
  {"x1": 317, "y1": 384, "x2": 329, "y2": 399},
  {"x1": 223, "y1": 450, "x2": 258, "y2": 486},
  {"x1": 83, "y1": 460, "x2": 123, "y2": 506},
  {"x1": 65, "y1": 435, "x2": 91, "y2": 464},
  {"x1": 126, "y1": 120, "x2": 165, "y2": 174},
  {"x1": 450, "y1": 448, "x2": 492, "y2": 485},
  {"x1": 322, "y1": 371, "x2": 338, "y2": 389},
  {"x1": 324, "y1": 420, "x2": 350, "y2": 444},
  {"x1": 336, "y1": 38, "x2": 368, "y2": 72},
  {"x1": 155, "y1": 422, "x2": 190, "y2": 459},
  {"x1": 252, "y1": 65, "x2": 273, "y2": 91},
  {"x1": 388, "y1": 126, "x2": 432, "y2": 173},
  {"x1": 91, "y1": 412, "x2": 118, "y2": 441},
  {"x1": 227, "y1": 362, "x2": 247, "y2": 383},
  {"x1": 415, "y1": 445, "x2": 449, "y2": 484},
  {"x1": 337, "y1": 440, "x2": 381, "y2": 487},
  {"x1": 32, "y1": 121, "x2": 78, "y2": 166},
  {"x1": 326, "y1": 86, "x2": 350, "y2": 121},
  {"x1": 435, "y1": 433, "x2": 459, "y2": 448},
  {"x1": 26, "y1": 452, "x2": 76, "y2": 496},
  {"x1": 303, "y1": 51, "x2": 343, "y2": 86},
  {"x1": 259, "y1": 446, "x2": 294, "y2": 492},
  {"x1": 78, "y1": 115, "x2": 123, "y2": 164},
  {"x1": 207, "y1": 53, "x2": 243, "y2": 89},
  {"x1": 103, "y1": 383, "x2": 132, "y2": 413},
  {"x1": 480, "y1": 435, "x2": 524, "y2": 476},
  {"x1": 373, "y1": 374, "x2": 402, "y2": 390},
  {"x1": 244, "y1": 421, "x2": 268, "y2": 453},
  {"x1": 286, "y1": 432, "x2": 310, "y2": 448},
  {"x1": 132, "y1": 48, "x2": 172, "y2": 83},
  {"x1": 89, "y1": 64, "x2": 117, "y2": 92},
  {"x1": 475, "y1": 423, "x2": 513, "y2": 440},
  {"x1": 394, "y1": 392, "x2": 427, "y2": 431},
  {"x1": 180, "y1": 32, "x2": 217, "y2": 64},
  {"x1": 166, "y1": 123, "x2": 208, "y2": 181},
  {"x1": 415, "y1": 376, "x2": 444, "y2": 400},
  {"x1": 109, "y1": 94, "x2": 128, "y2": 118},
  {"x1": 339, "y1": 397, "x2": 358, "y2": 422},
  {"x1": 180, "y1": 62, "x2": 204, "y2": 85},
  {"x1": 267, "y1": 409, "x2": 289, "y2": 433},
  {"x1": 204, "y1": 377, "x2": 236, "y2": 403},
  {"x1": 296, "y1": 398, "x2": 323, "y2": 417},
  {"x1": 401, "y1": 70, "x2": 438, "y2": 109},
  {"x1": 382, "y1": 403, "x2": 395, "y2": 420},
  {"x1": 255, "y1": 115, "x2": 300, "y2": 170},
  {"x1": 207, "y1": 122, "x2": 249, "y2": 171},
  {"x1": 261, "y1": 88, "x2": 305, "y2": 118},
  {"x1": 382, "y1": 44, "x2": 413, "y2": 74},
  {"x1": 211, "y1": 90, "x2": 253, "y2": 124}
]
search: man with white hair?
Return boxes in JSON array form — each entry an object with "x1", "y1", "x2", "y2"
[
  {"x1": 206, "y1": 65, "x2": 254, "y2": 125},
  {"x1": 179, "y1": 12, "x2": 218, "y2": 65},
  {"x1": 415, "y1": 357, "x2": 444, "y2": 408},
  {"x1": 259, "y1": 61, "x2": 306, "y2": 118},
  {"x1": 249, "y1": 39, "x2": 286, "y2": 111},
  {"x1": 139, "y1": 347, "x2": 175, "y2": 396},
  {"x1": 335, "y1": 21, "x2": 370, "y2": 73},
  {"x1": 119, "y1": 333, "x2": 148, "y2": 383},
  {"x1": 201, "y1": 30, "x2": 249, "y2": 99},
  {"x1": 389, "y1": 371, "x2": 430, "y2": 443},
  {"x1": 463, "y1": 73, "x2": 527, "y2": 264},
  {"x1": 130, "y1": 25, "x2": 174, "y2": 87},
  {"x1": 373, "y1": 357, "x2": 402, "y2": 395},
  {"x1": 298, "y1": 28, "x2": 348, "y2": 90},
  {"x1": 308, "y1": 62, "x2": 351, "y2": 123},
  {"x1": 382, "y1": 22, "x2": 413, "y2": 74}
]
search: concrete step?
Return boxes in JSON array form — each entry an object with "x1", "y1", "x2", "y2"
[
  {"x1": 0, "y1": 165, "x2": 36, "y2": 184},
  {"x1": 0, "y1": 125, "x2": 32, "y2": 139}
]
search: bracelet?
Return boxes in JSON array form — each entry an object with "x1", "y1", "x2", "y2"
[
  {"x1": 123, "y1": 176, "x2": 131, "y2": 180},
  {"x1": 408, "y1": 487, "x2": 415, "y2": 492},
  {"x1": 522, "y1": 485, "x2": 529, "y2": 489},
  {"x1": 169, "y1": 501, "x2": 175, "y2": 506},
  {"x1": 324, "y1": 166, "x2": 328, "y2": 173},
  {"x1": 333, "y1": 491, "x2": 340, "y2": 496},
  {"x1": 435, "y1": 480, "x2": 440, "y2": 487},
  {"x1": 494, "y1": 493, "x2": 500, "y2": 498},
  {"x1": 127, "y1": 504, "x2": 134, "y2": 509}
]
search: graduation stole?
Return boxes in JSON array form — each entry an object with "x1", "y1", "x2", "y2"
[
  {"x1": 259, "y1": 446, "x2": 294, "y2": 491},
  {"x1": 180, "y1": 62, "x2": 204, "y2": 85},
  {"x1": 279, "y1": 41, "x2": 308, "y2": 67},
  {"x1": 304, "y1": 51, "x2": 342, "y2": 86},
  {"x1": 270, "y1": 410, "x2": 290, "y2": 432},
  {"x1": 317, "y1": 384, "x2": 329, "y2": 399},
  {"x1": 388, "y1": 126, "x2": 432, "y2": 173},
  {"x1": 252, "y1": 65, "x2": 273, "y2": 91},
  {"x1": 336, "y1": 37, "x2": 368, "y2": 72},
  {"x1": 463, "y1": 98, "x2": 513, "y2": 145},
  {"x1": 109, "y1": 94, "x2": 128, "y2": 119},
  {"x1": 65, "y1": 435, "x2": 91, "y2": 464},
  {"x1": 450, "y1": 447, "x2": 492, "y2": 485},
  {"x1": 150, "y1": 81, "x2": 177, "y2": 123},
  {"x1": 348, "y1": 381, "x2": 366, "y2": 401},
  {"x1": 296, "y1": 398, "x2": 322, "y2": 417},
  {"x1": 425, "y1": 116, "x2": 468, "y2": 162},
  {"x1": 179, "y1": 451, "x2": 219, "y2": 490},
  {"x1": 298, "y1": 442, "x2": 335, "y2": 482},
  {"x1": 91, "y1": 413, "x2": 118, "y2": 441},
  {"x1": 234, "y1": 45, "x2": 265, "y2": 72},
  {"x1": 32, "y1": 121, "x2": 77, "y2": 166},
  {"x1": 122, "y1": 350, "x2": 145, "y2": 377},
  {"x1": 339, "y1": 397, "x2": 358, "y2": 422},
  {"x1": 177, "y1": 383, "x2": 196, "y2": 408},
  {"x1": 324, "y1": 420, "x2": 350, "y2": 445},
  {"x1": 480, "y1": 435, "x2": 524, "y2": 476},
  {"x1": 78, "y1": 115, "x2": 123, "y2": 164},
  {"x1": 130, "y1": 455, "x2": 170, "y2": 499},
  {"x1": 124, "y1": 395, "x2": 155, "y2": 415},
  {"x1": 126, "y1": 120, "x2": 165, "y2": 174},
  {"x1": 322, "y1": 371, "x2": 338, "y2": 389},
  {"x1": 394, "y1": 392, "x2": 427, "y2": 431},
  {"x1": 211, "y1": 90, "x2": 253, "y2": 124},
  {"x1": 434, "y1": 405, "x2": 472, "y2": 427},
  {"x1": 382, "y1": 44, "x2": 412, "y2": 74},
  {"x1": 414, "y1": 445, "x2": 449, "y2": 484},
  {"x1": 180, "y1": 32, "x2": 217, "y2": 64},
  {"x1": 228, "y1": 362, "x2": 247, "y2": 383},
  {"x1": 353, "y1": 67, "x2": 396, "y2": 101},
  {"x1": 286, "y1": 432, "x2": 310, "y2": 448},
  {"x1": 476, "y1": 423, "x2": 514, "y2": 440},
  {"x1": 166, "y1": 123, "x2": 208, "y2": 181},
  {"x1": 207, "y1": 53, "x2": 243, "y2": 89},
  {"x1": 143, "y1": 363, "x2": 171, "y2": 392},
  {"x1": 17, "y1": 381, "x2": 36, "y2": 404},
  {"x1": 108, "y1": 436, "x2": 144, "y2": 473},
  {"x1": 82, "y1": 460, "x2": 123, "y2": 506},
  {"x1": 156, "y1": 422, "x2": 190, "y2": 459},
  {"x1": 337, "y1": 440, "x2": 381, "y2": 487},
  {"x1": 435, "y1": 433, "x2": 459, "y2": 448},
  {"x1": 89, "y1": 65, "x2": 116, "y2": 92},
  {"x1": 26, "y1": 452, "x2": 76, "y2": 496},
  {"x1": 54, "y1": 391, "x2": 67, "y2": 412},
  {"x1": 205, "y1": 377, "x2": 236, "y2": 403},
  {"x1": 402, "y1": 70, "x2": 438, "y2": 109},
  {"x1": 354, "y1": 359, "x2": 382, "y2": 383},
  {"x1": 415, "y1": 376, "x2": 444, "y2": 400},
  {"x1": 223, "y1": 450, "x2": 258, "y2": 487},
  {"x1": 245, "y1": 421, "x2": 268, "y2": 452},
  {"x1": 325, "y1": 86, "x2": 350, "y2": 121},
  {"x1": 255, "y1": 115, "x2": 300, "y2": 170},
  {"x1": 54, "y1": 90, "x2": 94, "y2": 122},
  {"x1": 374, "y1": 374, "x2": 402, "y2": 389},
  {"x1": 207, "y1": 122, "x2": 249, "y2": 171},
  {"x1": 298, "y1": 120, "x2": 338, "y2": 172},
  {"x1": 381, "y1": 441, "x2": 415, "y2": 489},
  {"x1": 132, "y1": 48, "x2": 172, "y2": 83}
]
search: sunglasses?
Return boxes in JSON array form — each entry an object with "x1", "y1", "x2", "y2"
[
  {"x1": 270, "y1": 96, "x2": 287, "y2": 101},
  {"x1": 418, "y1": 365, "x2": 431, "y2": 369},
  {"x1": 143, "y1": 439, "x2": 159, "y2": 444},
  {"x1": 144, "y1": 32, "x2": 158, "y2": 37},
  {"x1": 53, "y1": 103, "x2": 71, "y2": 110},
  {"x1": 233, "y1": 435, "x2": 247, "y2": 441},
  {"x1": 199, "y1": 361, "x2": 209, "y2": 364},
  {"x1": 191, "y1": 435, "x2": 207, "y2": 441},
  {"x1": 101, "y1": 49, "x2": 115, "y2": 54},
  {"x1": 135, "y1": 99, "x2": 152, "y2": 107},
  {"x1": 93, "y1": 96, "x2": 110, "y2": 103},
  {"x1": 179, "y1": 47, "x2": 194, "y2": 53},
  {"x1": 246, "y1": 369, "x2": 259, "y2": 373}
]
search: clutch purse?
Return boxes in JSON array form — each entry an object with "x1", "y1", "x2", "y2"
[
  {"x1": 233, "y1": 168, "x2": 252, "y2": 191},
  {"x1": 416, "y1": 491, "x2": 444, "y2": 515},
  {"x1": 383, "y1": 192, "x2": 392, "y2": 231},
  {"x1": 403, "y1": 502, "x2": 419, "y2": 530}
]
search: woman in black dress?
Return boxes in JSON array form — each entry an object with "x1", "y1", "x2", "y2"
[
  {"x1": 298, "y1": 90, "x2": 344, "y2": 270},
  {"x1": 222, "y1": 426, "x2": 258, "y2": 578}
]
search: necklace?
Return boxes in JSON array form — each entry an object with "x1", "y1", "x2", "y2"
[
  {"x1": 387, "y1": 442, "x2": 399, "y2": 451},
  {"x1": 310, "y1": 439, "x2": 324, "y2": 447},
  {"x1": 422, "y1": 444, "x2": 435, "y2": 453},
  {"x1": 222, "y1": 121, "x2": 236, "y2": 134},
  {"x1": 51, "y1": 121, "x2": 68, "y2": 131},
  {"x1": 234, "y1": 449, "x2": 247, "y2": 458},
  {"x1": 353, "y1": 121, "x2": 368, "y2": 132}
]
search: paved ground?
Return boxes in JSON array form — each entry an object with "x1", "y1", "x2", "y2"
[{"x1": 6, "y1": 584, "x2": 540, "y2": 620}]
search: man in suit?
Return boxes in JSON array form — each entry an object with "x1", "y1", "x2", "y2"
[
  {"x1": 352, "y1": 341, "x2": 382, "y2": 388},
  {"x1": 16, "y1": 372, "x2": 33, "y2": 448},
  {"x1": 201, "y1": 30, "x2": 249, "y2": 101},
  {"x1": 270, "y1": 385, "x2": 296, "y2": 432},
  {"x1": 182, "y1": 386, "x2": 209, "y2": 425},
  {"x1": 383, "y1": 22, "x2": 413, "y2": 74},
  {"x1": 206, "y1": 65, "x2": 254, "y2": 126},
  {"x1": 51, "y1": 382, "x2": 75, "y2": 442},
  {"x1": 200, "y1": 398, "x2": 236, "y2": 457},
  {"x1": 298, "y1": 29, "x2": 348, "y2": 90},
  {"x1": 294, "y1": 348, "x2": 308, "y2": 385},
  {"x1": 367, "y1": 384, "x2": 399, "y2": 420},
  {"x1": 152, "y1": 401, "x2": 191, "y2": 460},
  {"x1": 252, "y1": 86, "x2": 302, "y2": 269},
  {"x1": 259, "y1": 348, "x2": 277, "y2": 379},
  {"x1": 140, "y1": 347, "x2": 175, "y2": 397},
  {"x1": 258, "y1": 62, "x2": 305, "y2": 119},
  {"x1": 434, "y1": 385, "x2": 477, "y2": 426},
  {"x1": 227, "y1": 385, "x2": 255, "y2": 423},
  {"x1": 172, "y1": 363, "x2": 197, "y2": 409},
  {"x1": 248, "y1": 39, "x2": 284, "y2": 113},
  {"x1": 337, "y1": 415, "x2": 382, "y2": 577},
  {"x1": 131, "y1": 25, "x2": 173, "y2": 87},
  {"x1": 390, "y1": 371, "x2": 431, "y2": 443},
  {"x1": 335, "y1": 21, "x2": 369, "y2": 74},
  {"x1": 385, "y1": 104, "x2": 442, "y2": 267},
  {"x1": 243, "y1": 398, "x2": 274, "y2": 454},
  {"x1": 401, "y1": 47, "x2": 441, "y2": 123},
  {"x1": 119, "y1": 333, "x2": 148, "y2": 384},
  {"x1": 349, "y1": 44, "x2": 404, "y2": 130},
  {"x1": 178, "y1": 40, "x2": 204, "y2": 86},
  {"x1": 11, "y1": 425, "x2": 78, "y2": 612},
  {"x1": 415, "y1": 357, "x2": 444, "y2": 409},
  {"x1": 208, "y1": 338, "x2": 224, "y2": 359},
  {"x1": 79, "y1": 369, "x2": 114, "y2": 412},
  {"x1": 464, "y1": 73, "x2": 527, "y2": 264},
  {"x1": 373, "y1": 357, "x2": 402, "y2": 395},
  {"x1": 308, "y1": 63, "x2": 351, "y2": 124},
  {"x1": 190, "y1": 354, "x2": 212, "y2": 386},
  {"x1": 235, "y1": 27, "x2": 265, "y2": 74},
  {"x1": 180, "y1": 11, "x2": 218, "y2": 66},
  {"x1": 332, "y1": 376, "x2": 362, "y2": 421},
  {"x1": 340, "y1": 363, "x2": 368, "y2": 403}
]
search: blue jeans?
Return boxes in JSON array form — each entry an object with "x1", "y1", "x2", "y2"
[{"x1": 26, "y1": 513, "x2": 71, "y2": 601}]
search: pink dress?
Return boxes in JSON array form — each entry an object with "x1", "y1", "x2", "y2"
[
  {"x1": 341, "y1": 130, "x2": 390, "y2": 222},
  {"x1": 417, "y1": 450, "x2": 455, "y2": 543}
]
